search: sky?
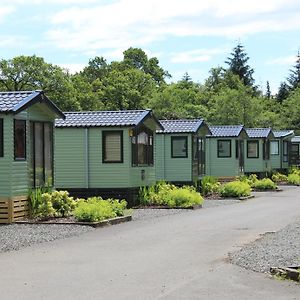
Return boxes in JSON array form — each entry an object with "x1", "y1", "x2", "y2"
[{"x1": 0, "y1": 0, "x2": 300, "y2": 94}]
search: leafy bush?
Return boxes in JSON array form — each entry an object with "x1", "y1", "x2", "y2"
[
  {"x1": 139, "y1": 182, "x2": 203, "y2": 207},
  {"x1": 289, "y1": 166, "x2": 300, "y2": 176},
  {"x1": 28, "y1": 186, "x2": 53, "y2": 217},
  {"x1": 271, "y1": 172, "x2": 288, "y2": 183},
  {"x1": 287, "y1": 173, "x2": 300, "y2": 185},
  {"x1": 220, "y1": 181, "x2": 251, "y2": 198},
  {"x1": 238, "y1": 174, "x2": 258, "y2": 187},
  {"x1": 201, "y1": 176, "x2": 221, "y2": 195},
  {"x1": 28, "y1": 189, "x2": 76, "y2": 219},
  {"x1": 252, "y1": 178, "x2": 277, "y2": 190},
  {"x1": 73, "y1": 197, "x2": 127, "y2": 222}
]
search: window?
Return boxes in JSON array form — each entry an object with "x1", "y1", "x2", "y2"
[
  {"x1": 0, "y1": 118, "x2": 3, "y2": 157},
  {"x1": 270, "y1": 141, "x2": 279, "y2": 155},
  {"x1": 14, "y1": 119, "x2": 26, "y2": 160},
  {"x1": 132, "y1": 127, "x2": 153, "y2": 166},
  {"x1": 283, "y1": 141, "x2": 288, "y2": 162},
  {"x1": 247, "y1": 140, "x2": 259, "y2": 158},
  {"x1": 30, "y1": 122, "x2": 54, "y2": 187},
  {"x1": 171, "y1": 136, "x2": 188, "y2": 158},
  {"x1": 217, "y1": 140, "x2": 231, "y2": 158},
  {"x1": 102, "y1": 131, "x2": 123, "y2": 163}
]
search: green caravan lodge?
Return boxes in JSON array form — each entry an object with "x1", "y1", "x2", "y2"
[
  {"x1": 155, "y1": 119, "x2": 211, "y2": 185},
  {"x1": 0, "y1": 91, "x2": 65, "y2": 223},
  {"x1": 54, "y1": 110, "x2": 162, "y2": 206},
  {"x1": 206, "y1": 125, "x2": 248, "y2": 178},
  {"x1": 270, "y1": 130, "x2": 294, "y2": 172},
  {"x1": 244, "y1": 128, "x2": 275, "y2": 176}
]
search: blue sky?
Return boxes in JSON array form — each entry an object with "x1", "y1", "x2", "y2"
[{"x1": 0, "y1": 0, "x2": 300, "y2": 94}]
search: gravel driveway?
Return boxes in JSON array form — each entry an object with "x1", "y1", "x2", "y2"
[{"x1": 229, "y1": 218, "x2": 300, "y2": 273}]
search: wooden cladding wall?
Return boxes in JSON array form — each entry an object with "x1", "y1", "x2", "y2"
[{"x1": 0, "y1": 196, "x2": 29, "y2": 223}]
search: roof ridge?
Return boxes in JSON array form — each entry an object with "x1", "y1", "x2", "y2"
[{"x1": 63, "y1": 109, "x2": 148, "y2": 114}]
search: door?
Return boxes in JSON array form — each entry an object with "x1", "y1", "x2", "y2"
[
  {"x1": 290, "y1": 143, "x2": 300, "y2": 165},
  {"x1": 236, "y1": 140, "x2": 244, "y2": 173}
]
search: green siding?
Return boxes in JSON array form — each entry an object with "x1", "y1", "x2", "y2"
[
  {"x1": 55, "y1": 126, "x2": 157, "y2": 190},
  {"x1": 28, "y1": 103, "x2": 56, "y2": 121},
  {"x1": 0, "y1": 101, "x2": 56, "y2": 199},
  {"x1": 244, "y1": 139, "x2": 271, "y2": 173},
  {"x1": 55, "y1": 128, "x2": 86, "y2": 188},
  {"x1": 88, "y1": 128, "x2": 130, "y2": 188},
  {"x1": 155, "y1": 134, "x2": 165, "y2": 181},
  {"x1": 206, "y1": 138, "x2": 241, "y2": 177},
  {"x1": 270, "y1": 139, "x2": 281, "y2": 170},
  {"x1": 155, "y1": 133, "x2": 192, "y2": 183},
  {"x1": 0, "y1": 115, "x2": 13, "y2": 197}
]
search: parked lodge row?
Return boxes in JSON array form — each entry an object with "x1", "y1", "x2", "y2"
[{"x1": 0, "y1": 91, "x2": 300, "y2": 223}]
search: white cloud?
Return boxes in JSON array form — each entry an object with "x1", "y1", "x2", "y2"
[
  {"x1": 0, "y1": 6, "x2": 15, "y2": 22},
  {"x1": 45, "y1": 0, "x2": 300, "y2": 54},
  {"x1": 266, "y1": 55, "x2": 296, "y2": 66},
  {"x1": 59, "y1": 63, "x2": 86, "y2": 74}
]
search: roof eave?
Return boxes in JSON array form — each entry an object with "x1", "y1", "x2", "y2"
[{"x1": 12, "y1": 91, "x2": 65, "y2": 119}]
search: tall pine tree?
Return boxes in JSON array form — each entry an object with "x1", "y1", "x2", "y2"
[
  {"x1": 225, "y1": 43, "x2": 255, "y2": 88},
  {"x1": 287, "y1": 51, "x2": 300, "y2": 91}
]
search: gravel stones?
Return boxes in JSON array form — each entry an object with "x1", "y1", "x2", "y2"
[
  {"x1": 0, "y1": 224, "x2": 94, "y2": 253},
  {"x1": 229, "y1": 219, "x2": 300, "y2": 273}
]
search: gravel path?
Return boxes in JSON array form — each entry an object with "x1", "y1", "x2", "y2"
[
  {"x1": 0, "y1": 224, "x2": 94, "y2": 253},
  {"x1": 229, "y1": 218, "x2": 300, "y2": 273}
]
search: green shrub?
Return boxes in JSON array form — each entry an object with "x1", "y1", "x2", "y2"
[
  {"x1": 49, "y1": 190, "x2": 76, "y2": 217},
  {"x1": 237, "y1": 174, "x2": 258, "y2": 187},
  {"x1": 73, "y1": 197, "x2": 127, "y2": 222},
  {"x1": 201, "y1": 176, "x2": 221, "y2": 195},
  {"x1": 28, "y1": 186, "x2": 53, "y2": 217},
  {"x1": 289, "y1": 166, "x2": 300, "y2": 176},
  {"x1": 220, "y1": 181, "x2": 251, "y2": 198},
  {"x1": 139, "y1": 182, "x2": 203, "y2": 207},
  {"x1": 271, "y1": 172, "x2": 288, "y2": 183},
  {"x1": 287, "y1": 173, "x2": 300, "y2": 185},
  {"x1": 252, "y1": 178, "x2": 277, "y2": 190}
]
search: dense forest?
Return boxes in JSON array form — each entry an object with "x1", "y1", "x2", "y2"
[{"x1": 0, "y1": 44, "x2": 300, "y2": 130}]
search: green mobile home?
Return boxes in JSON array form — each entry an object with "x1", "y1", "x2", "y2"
[
  {"x1": 290, "y1": 136, "x2": 300, "y2": 166},
  {"x1": 270, "y1": 130, "x2": 294, "y2": 171},
  {"x1": 244, "y1": 128, "x2": 275, "y2": 176},
  {"x1": 0, "y1": 91, "x2": 65, "y2": 223},
  {"x1": 155, "y1": 119, "x2": 210, "y2": 184},
  {"x1": 54, "y1": 110, "x2": 162, "y2": 205},
  {"x1": 206, "y1": 125, "x2": 248, "y2": 178}
]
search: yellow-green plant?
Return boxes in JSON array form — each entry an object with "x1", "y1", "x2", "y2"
[
  {"x1": 220, "y1": 181, "x2": 251, "y2": 198},
  {"x1": 139, "y1": 182, "x2": 203, "y2": 207},
  {"x1": 73, "y1": 197, "x2": 127, "y2": 222},
  {"x1": 252, "y1": 178, "x2": 277, "y2": 190},
  {"x1": 271, "y1": 172, "x2": 288, "y2": 183},
  {"x1": 201, "y1": 176, "x2": 221, "y2": 195},
  {"x1": 287, "y1": 173, "x2": 300, "y2": 185}
]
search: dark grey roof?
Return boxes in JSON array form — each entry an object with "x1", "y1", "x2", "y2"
[
  {"x1": 0, "y1": 90, "x2": 65, "y2": 118},
  {"x1": 245, "y1": 128, "x2": 273, "y2": 138},
  {"x1": 55, "y1": 110, "x2": 160, "y2": 128},
  {"x1": 208, "y1": 125, "x2": 244, "y2": 137},
  {"x1": 273, "y1": 130, "x2": 294, "y2": 138},
  {"x1": 291, "y1": 136, "x2": 300, "y2": 143},
  {"x1": 157, "y1": 119, "x2": 205, "y2": 133}
]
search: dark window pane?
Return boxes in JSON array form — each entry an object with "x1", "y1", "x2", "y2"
[
  {"x1": 172, "y1": 137, "x2": 188, "y2": 158},
  {"x1": 247, "y1": 141, "x2": 259, "y2": 158},
  {"x1": 218, "y1": 140, "x2": 231, "y2": 157},
  {"x1": 103, "y1": 131, "x2": 122, "y2": 163},
  {"x1": 14, "y1": 120, "x2": 26, "y2": 160}
]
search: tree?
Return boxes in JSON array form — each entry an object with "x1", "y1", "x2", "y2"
[
  {"x1": 266, "y1": 81, "x2": 271, "y2": 99},
  {"x1": 225, "y1": 43, "x2": 255, "y2": 88},
  {"x1": 276, "y1": 82, "x2": 290, "y2": 103},
  {"x1": 282, "y1": 86, "x2": 300, "y2": 129},
  {"x1": 0, "y1": 55, "x2": 80, "y2": 111},
  {"x1": 80, "y1": 56, "x2": 109, "y2": 83},
  {"x1": 123, "y1": 47, "x2": 171, "y2": 85},
  {"x1": 287, "y1": 51, "x2": 300, "y2": 91}
]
